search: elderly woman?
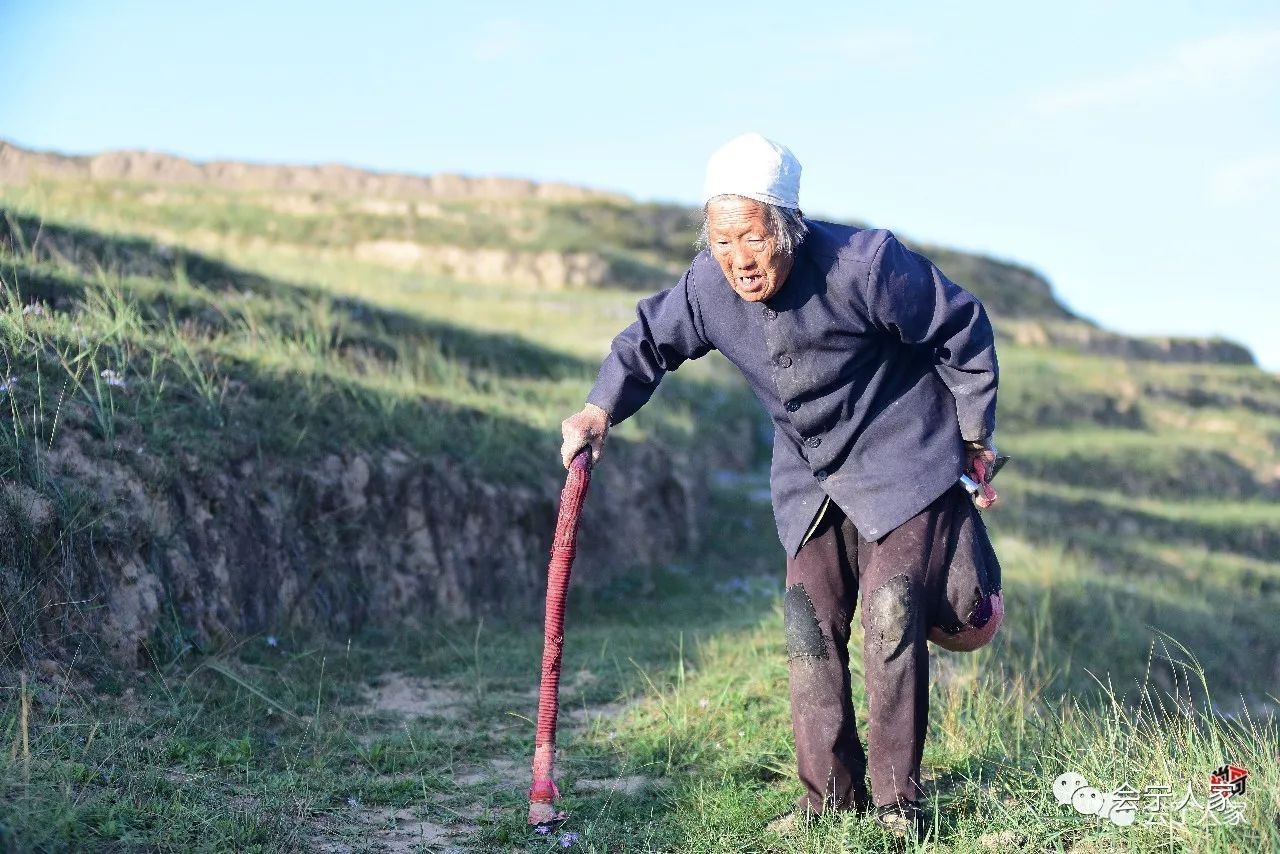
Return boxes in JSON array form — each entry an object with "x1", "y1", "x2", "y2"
[{"x1": 561, "y1": 133, "x2": 1004, "y2": 840}]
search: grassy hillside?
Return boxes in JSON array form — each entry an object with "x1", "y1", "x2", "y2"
[
  {"x1": 1, "y1": 169, "x2": 1277, "y2": 852},
  {"x1": 0, "y1": 175, "x2": 1088, "y2": 322},
  {"x1": 0, "y1": 210, "x2": 753, "y2": 484}
]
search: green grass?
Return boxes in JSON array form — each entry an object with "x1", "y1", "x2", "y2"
[{"x1": 0, "y1": 210, "x2": 758, "y2": 484}]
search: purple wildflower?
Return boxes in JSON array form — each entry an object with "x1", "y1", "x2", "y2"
[
  {"x1": 100, "y1": 369, "x2": 126, "y2": 389},
  {"x1": 558, "y1": 831, "x2": 579, "y2": 847}
]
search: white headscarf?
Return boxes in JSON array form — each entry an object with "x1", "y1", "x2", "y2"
[{"x1": 702, "y1": 132, "x2": 801, "y2": 210}]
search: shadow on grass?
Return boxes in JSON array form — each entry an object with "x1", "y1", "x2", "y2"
[
  {"x1": 1, "y1": 210, "x2": 592, "y2": 382},
  {"x1": 1005, "y1": 484, "x2": 1280, "y2": 565}
]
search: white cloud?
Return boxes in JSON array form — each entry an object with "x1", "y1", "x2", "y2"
[
  {"x1": 1032, "y1": 28, "x2": 1280, "y2": 115},
  {"x1": 1206, "y1": 152, "x2": 1280, "y2": 205}
]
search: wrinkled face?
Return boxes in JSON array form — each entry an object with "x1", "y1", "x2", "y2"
[{"x1": 706, "y1": 196, "x2": 793, "y2": 302}]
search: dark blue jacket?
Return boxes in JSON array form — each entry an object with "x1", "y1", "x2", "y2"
[{"x1": 586, "y1": 219, "x2": 999, "y2": 555}]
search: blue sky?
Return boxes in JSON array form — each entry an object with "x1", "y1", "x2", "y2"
[{"x1": 2, "y1": 1, "x2": 1277, "y2": 368}]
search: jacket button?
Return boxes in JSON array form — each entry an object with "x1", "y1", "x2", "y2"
[
  {"x1": 777, "y1": 355, "x2": 792, "y2": 368},
  {"x1": 763, "y1": 307, "x2": 777, "y2": 320},
  {"x1": 805, "y1": 436, "x2": 821, "y2": 449},
  {"x1": 785, "y1": 401, "x2": 800, "y2": 412},
  {"x1": 816, "y1": 469, "x2": 828, "y2": 481}
]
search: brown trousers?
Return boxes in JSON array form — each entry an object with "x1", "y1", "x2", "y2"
[{"x1": 783, "y1": 483, "x2": 1001, "y2": 813}]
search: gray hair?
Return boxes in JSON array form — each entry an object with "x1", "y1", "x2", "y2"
[{"x1": 696, "y1": 194, "x2": 809, "y2": 257}]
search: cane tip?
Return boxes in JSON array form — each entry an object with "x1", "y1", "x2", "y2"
[{"x1": 528, "y1": 805, "x2": 568, "y2": 832}]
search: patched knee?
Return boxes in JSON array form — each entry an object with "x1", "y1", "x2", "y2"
[
  {"x1": 866, "y1": 574, "x2": 916, "y2": 657},
  {"x1": 784, "y1": 583, "x2": 829, "y2": 660}
]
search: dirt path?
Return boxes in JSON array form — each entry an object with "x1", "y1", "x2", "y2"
[{"x1": 308, "y1": 671, "x2": 648, "y2": 853}]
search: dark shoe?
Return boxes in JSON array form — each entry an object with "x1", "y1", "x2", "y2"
[{"x1": 875, "y1": 799, "x2": 926, "y2": 840}]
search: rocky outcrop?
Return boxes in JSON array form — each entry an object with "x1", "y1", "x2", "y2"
[
  {"x1": 352, "y1": 240, "x2": 616, "y2": 288},
  {"x1": 0, "y1": 139, "x2": 627, "y2": 203},
  {"x1": 3, "y1": 201, "x2": 675, "y2": 293},
  {"x1": 1005, "y1": 320, "x2": 1256, "y2": 366},
  {"x1": 2, "y1": 432, "x2": 707, "y2": 670}
]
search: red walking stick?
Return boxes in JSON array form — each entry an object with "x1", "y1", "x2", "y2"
[{"x1": 528, "y1": 446, "x2": 592, "y2": 829}]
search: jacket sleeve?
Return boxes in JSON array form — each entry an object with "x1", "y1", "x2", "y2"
[
  {"x1": 585, "y1": 265, "x2": 714, "y2": 425},
  {"x1": 863, "y1": 231, "x2": 999, "y2": 443}
]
